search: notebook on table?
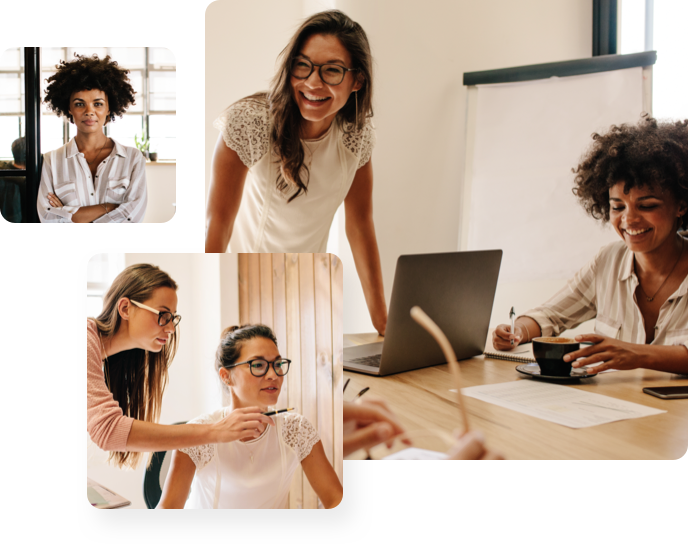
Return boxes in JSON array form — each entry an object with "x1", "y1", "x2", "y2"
[
  {"x1": 483, "y1": 338, "x2": 536, "y2": 363},
  {"x1": 87, "y1": 478, "x2": 131, "y2": 509},
  {"x1": 483, "y1": 337, "x2": 615, "y2": 373}
]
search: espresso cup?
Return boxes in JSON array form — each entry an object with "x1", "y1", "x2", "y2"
[{"x1": 532, "y1": 337, "x2": 580, "y2": 377}]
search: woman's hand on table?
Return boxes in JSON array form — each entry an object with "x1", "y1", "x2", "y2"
[
  {"x1": 492, "y1": 324, "x2": 526, "y2": 350},
  {"x1": 372, "y1": 310, "x2": 387, "y2": 337},
  {"x1": 211, "y1": 406, "x2": 275, "y2": 443},
  {"x1": 343, "y1": 401, "x2": 504, "y2": 460},
  {"x1": 566, "y1": 334, "x2": 650, "y2": 373}
]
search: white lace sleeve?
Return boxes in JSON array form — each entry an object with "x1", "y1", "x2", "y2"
[
  {"x1": 213, "y1": 98, "x2": 270, "y2": 168},
  {"x1": 281, "y1": 413, "x2": 320, "y2": 462},
  {"x1": 178, "y1": 413, "x2": 216, "y2": 471},
  {"x1": 342, "y1": 118, "x2": 375, "y2": 169}
]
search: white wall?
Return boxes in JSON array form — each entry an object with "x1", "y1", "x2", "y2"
[
  {"x1": 332, "y1": 0, "x2": 593, "y2": 332},
  {"x1": 143, "y1": 162, "x2": 176, "y2": 223}
]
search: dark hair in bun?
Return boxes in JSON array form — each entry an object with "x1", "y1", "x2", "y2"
[{"x1": 215, "y1": 324, "x2": 278, "y2": 374}]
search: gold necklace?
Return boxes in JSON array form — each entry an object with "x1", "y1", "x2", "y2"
[
  {"x1": 81, "y1": 137, "x2": 109, "y2": 168},
  {"x1": 637, "y1": 237, "x2": 684, "y2": 302},
  {"x1": 242, "y1": 441, "x2": 257, "y2": 463},
  {"x1": 240, "y1": 424, "x2": 266, "y2": 463}
]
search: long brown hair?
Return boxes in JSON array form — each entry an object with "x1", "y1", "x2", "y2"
[
  {"x1": 92, "y1": 263, "x2": 179, "y2": 469},
  {"x1": 242, "y1": 10, "x2": 374, "y2": 202}
]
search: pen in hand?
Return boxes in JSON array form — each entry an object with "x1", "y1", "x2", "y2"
[
  {"x1": 509, "y1": 306, "x2": 516, "y2": 346},
  {"x1": 262, "y1": 407, "x2": 294, "y2": 417}
]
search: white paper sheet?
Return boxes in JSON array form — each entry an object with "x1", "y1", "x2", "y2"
[{"x1": 462, "y1": 380, "x2": 665, "y2": 428}]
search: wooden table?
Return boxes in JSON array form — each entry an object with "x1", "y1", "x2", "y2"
[{"x1": 344, "y1": 333, "x2": 688, "y2": 460}]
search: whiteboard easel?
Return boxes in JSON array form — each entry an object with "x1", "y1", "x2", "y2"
[{"x1": 459, "y1": 53, "x2": 655, "y2": 327}]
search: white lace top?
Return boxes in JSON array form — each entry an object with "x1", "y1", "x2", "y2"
[
  {"x1": 179, "y1": 408, "x2": 319, "y2": 509},
  {"x1": 214, "y1": 98, "x2": 375, "y2": 252}
]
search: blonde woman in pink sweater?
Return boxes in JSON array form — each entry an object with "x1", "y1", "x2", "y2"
[{"x1": 88, "y1": 263, "x2": 274, "y2": 469}]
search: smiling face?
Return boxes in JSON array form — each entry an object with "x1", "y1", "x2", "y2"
[
  {"x1": 68, "y1": 89, "x2": 110, "y2": 134},
  {"x1": 290, "y1": 33, "x2": 362, "y2": 137},
  {"x1": 222, "y1": 337, "x2": 284, "y2": 410},
  {"x1": 125, "y1": 286, "x2": 178, "y2": 353},
  {"x1": 609, "y1": 182, "x2": 687, "y2": 255}
]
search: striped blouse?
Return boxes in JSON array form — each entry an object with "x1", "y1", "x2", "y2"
[
  {"x1": 37, "y1": 138, "x2": 147, "y2": 223},
  {"x1": 525, "y1": 240, "x2": 688, "y2": 351}
]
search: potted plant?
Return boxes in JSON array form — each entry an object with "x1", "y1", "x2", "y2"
[
  {"x1": 148, "y1": 149, "x2": 158, "y2": 162},
  {"x1": 134, "y1": 135, "x2": 158, "y2": 161}
]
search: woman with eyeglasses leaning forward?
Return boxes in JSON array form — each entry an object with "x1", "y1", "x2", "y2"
[
  {"x1": 88, "y1": 264, "x2": 274, "y2": 471},
  {"x1": 205, "y1": 10, "x2": 387, "y2": 336}
]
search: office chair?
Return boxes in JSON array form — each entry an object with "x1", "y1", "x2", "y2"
[
  {"x1": 0, "y1": 155, "x2": 43, "y2": 223},
  {"x1": 142, "y1": 421, "x2": 187, "y2": 509}
]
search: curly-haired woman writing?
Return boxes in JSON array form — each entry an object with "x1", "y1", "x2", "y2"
[
  {"x1": 38, "y1": 54, "x2": 147, "y2": 223},
  {"x1": 493, "y1": 118, "x2": 688, "y2": 374}
]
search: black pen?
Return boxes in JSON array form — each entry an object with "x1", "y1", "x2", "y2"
[
  {"x1": 343, "y1": 378, "x2": 350, "y2": 393},
  {"x1": 509, "y1": 306, "x2": 516, "y2": 346},
  {"x1": 262, "y1": 407, "x2": 294, "y2": 417},
  {"x1": 353, "y1": 387, "x2": 369, "y2": 401}
]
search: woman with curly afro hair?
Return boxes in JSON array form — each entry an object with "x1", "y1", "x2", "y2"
[
  {"x1": 492, "y1": 117, "x2": 688, "y2": 375},
  {"x1": 37, "y1": 54, "x2": 147, "y2": 223}
]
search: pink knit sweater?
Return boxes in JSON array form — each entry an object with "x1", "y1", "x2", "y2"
[{"x1": 87, "y1": 319, "x2": 134, "y2": 451}]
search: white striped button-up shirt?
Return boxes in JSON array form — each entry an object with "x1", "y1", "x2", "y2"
[
  {"x1": 37, "y1": 138, "x2": 147, "y2": 223},
  {"x1": 525, "y1": 240, "x2": 688, "y2": 351}
]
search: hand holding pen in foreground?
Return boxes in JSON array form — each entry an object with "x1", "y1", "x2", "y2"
[
  {"x1": 343, "y1": 399, "x2": 409, "y2": 457},
  {"x1": 447, "y1": 430, "x2": 504, "y2": 460},
  {"x1": 343, "y1": 399, "x2": 505, "y2": 460}
]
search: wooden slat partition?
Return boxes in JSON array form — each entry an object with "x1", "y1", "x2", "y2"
[{"x1": 238, "y1": 253, "x2": 342, "y2": 509}]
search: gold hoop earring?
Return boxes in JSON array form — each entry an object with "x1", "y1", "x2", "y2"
[{"x1": 354, "y1": 91, "x2": 358, "y2": 130}]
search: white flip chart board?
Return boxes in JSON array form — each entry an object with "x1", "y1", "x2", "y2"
[{"x1": 461, "y1": 56, "x2": 654, "y2": 282}]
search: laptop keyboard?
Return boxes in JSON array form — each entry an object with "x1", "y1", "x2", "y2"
[{"x1": 349, "y1": 354, "x2": 382, "y2": 368}]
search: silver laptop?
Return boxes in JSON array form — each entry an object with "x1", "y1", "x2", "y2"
[{"x1": 344, "y1": 250, "x2": 502, "y2": 376}]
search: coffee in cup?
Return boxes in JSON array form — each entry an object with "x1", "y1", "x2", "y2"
[{"x1": 532, "y1": 337, "x2": 580, "y2": 377}]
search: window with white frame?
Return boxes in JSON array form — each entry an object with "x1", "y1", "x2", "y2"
[
  {"x1": 87, "y1": 254, "x2": 125, "y2": 318},
  {"x1": 0, "y1": 47, "x2": 175, "y2": 162},
  {"x1": 618, "y1": 0, "x2": 688, "y2": 119}
]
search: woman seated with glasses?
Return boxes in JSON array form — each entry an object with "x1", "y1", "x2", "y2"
[
  {"x1": 157, "y1": 324, "x2": 343, "y2": 509},
  {"x1": 492, "y1": 118, "x2": 688, "y2": 374}
]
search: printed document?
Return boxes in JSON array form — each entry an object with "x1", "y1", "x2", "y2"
[{"x1": 462, "y1": 380, "x2": 665, "y2": 428}]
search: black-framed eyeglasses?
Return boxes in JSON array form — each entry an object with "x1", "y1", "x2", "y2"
[
  {"x1": 224, "y1": 358, "x2": 292, "y2": 377},
  {"x1": 130, "y1": 300, "x2": 182, "y2": 327},
  {"x1": 289, "y1": 57, "x2": 357, "y2": 86}
]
